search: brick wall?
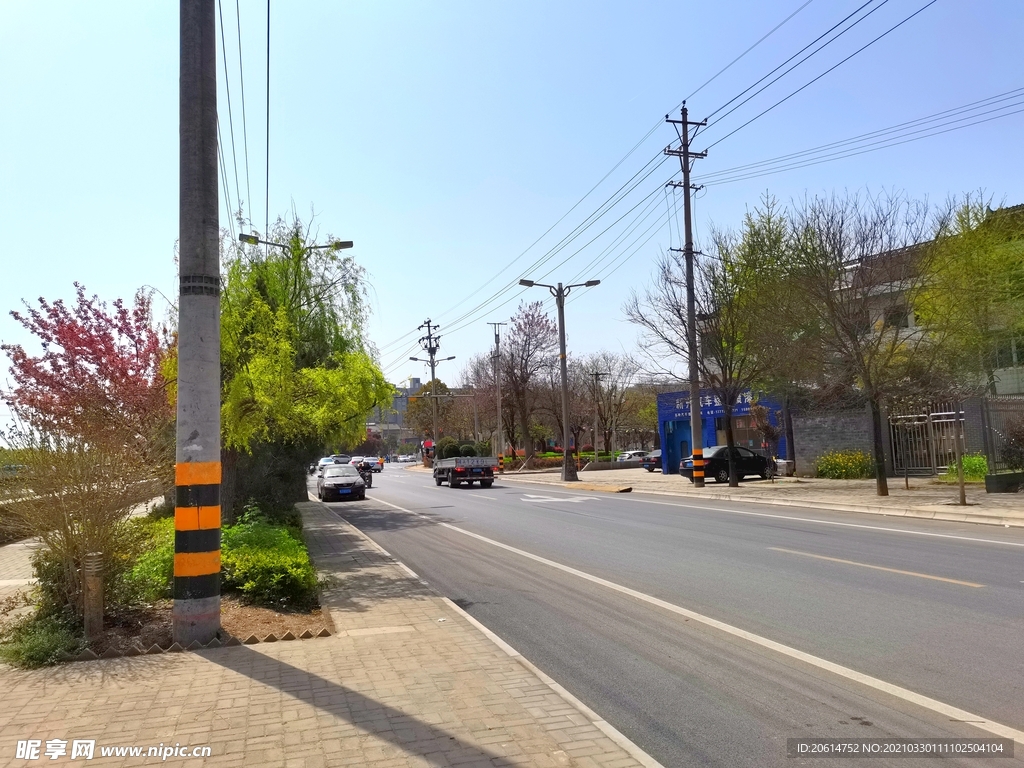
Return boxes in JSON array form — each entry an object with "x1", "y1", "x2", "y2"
[{"x1": 792, "y1": 404, "x2": 893, "y2": 476}]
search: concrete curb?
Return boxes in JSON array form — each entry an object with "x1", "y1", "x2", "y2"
[{"x1": 499, "y1": 475, "x2": 1024, "y2": 528}]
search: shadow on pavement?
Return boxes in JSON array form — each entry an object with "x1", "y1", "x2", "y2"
[{"x1": 202, "y1": 644, "x2": 506, "y2": 767}]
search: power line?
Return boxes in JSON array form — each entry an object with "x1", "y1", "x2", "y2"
[
  {"x1": 672, "y1": 0, "x2": 818, "y2": 108},
  {"x1": 696, "y1": 87, "x2": 1024, "y2": 182},
  {"x1": 217, "y1": 0, "x2": 242, "y2": 219},
  {"x1": 235, "y1": 0, "x2": 252, "y2": 218},
  {"x1": 268, "y1": 0, "x2": 272, "y2": 252},
  {"x1": 704, "y1": 0, "x2": 883, "y2": 123},
  {"x1": 698, "y1": 100, "x2": 1024, "y2": 187},
  {"x1": 703, "y1": 0, "x2": 941, "y2": 152},
  {"x1": 216, "y1": 118, "x2": 237, "y2": 243},
  {"x1": 376, "y1": 2, "x2": 821, "y2": 357}
]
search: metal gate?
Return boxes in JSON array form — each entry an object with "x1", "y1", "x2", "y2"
[{"x1": 889, "y1": 403, "x2": 963, "y2": 475}]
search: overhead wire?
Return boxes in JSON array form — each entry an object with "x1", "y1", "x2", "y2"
[
  {"x1": 377, "y1": 1, "x2": 817, "y2": 356},
  {"x1": 696, "y1": 86, "x2": 1024, "y2": 182},
  {"x1": 216, "y1": 0, "x2": 243, "y2": 219},
  {"x1": 702, "y1": 0, "x2": 941, "y2": 152},
  {"x1": 235, "y1": 0, "x2": 253, "y2": 219},
  {"x1": 698, "y1": 102, "x2": 1024, "y2": 186},
  {"x1": 703, "y1": 0, "x2": 884, "y2": 124}
]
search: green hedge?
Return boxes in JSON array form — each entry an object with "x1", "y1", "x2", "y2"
[
  {"x1": 940, "y1": 453, "x2": 988, "y2": 483},
  {"x1": 0, "y1": 611, "x2": 83, "y2": 669},
  {"x1": 815, "y1": 450, "x2": 874, "y2": 479},
  {"x1": 124, "y1": 506, "x2": 318, "y2": 608}
]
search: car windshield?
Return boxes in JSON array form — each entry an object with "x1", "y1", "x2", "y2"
[{"x1": 324, "y1": 466, "x2": 358, "y2": 477}]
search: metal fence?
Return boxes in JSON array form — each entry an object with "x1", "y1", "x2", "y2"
[
  {"x1": 980, "y1": 395, "x2": 1024, "y2": 474},
  {"x1": 888, "y1": 403, "x2": 963, "y2": 475}
]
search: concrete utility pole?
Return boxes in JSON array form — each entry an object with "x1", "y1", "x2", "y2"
[
  {"x1": 666, "y1": 104, "x2": 707, "y2": 486},
  {"x1": 410, "y1": 320, "x2": 453, "y2": 456},
  {"x1": 174, "y1": 0, "x2": 221, "y2": 645},
  {"x1": 590, "y1": 371, "x2": 607, "y2": 464},
  {"x1": 520, "y1": 278, "x2": 600, "y2": 481},
  {"x1": 488, "y1": 322, "x2": 506, "y2": 459}
]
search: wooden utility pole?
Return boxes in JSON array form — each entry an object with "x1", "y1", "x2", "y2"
[
  {"x1": 665, "y1": 104, "x2": 707, "y2": 485},
  {"x1": 175, "y1": 0, "x2": 222, "y2": 645}
]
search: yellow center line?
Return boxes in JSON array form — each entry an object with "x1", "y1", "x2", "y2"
[{"x1": 767, "y1": 547, "x2": 986, "y2": 588}]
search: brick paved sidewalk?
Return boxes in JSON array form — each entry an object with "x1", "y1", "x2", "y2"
[
  {"x1": 0, "y1": 500, "x2": 658, "y2": 768},
  {"x1": 0, "y1": 539, "x2": 37, "y2": 604}
]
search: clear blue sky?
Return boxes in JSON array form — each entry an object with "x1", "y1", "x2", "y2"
[{"x1": 2, "y1": 0, "x2": 1022, "y2": 402}]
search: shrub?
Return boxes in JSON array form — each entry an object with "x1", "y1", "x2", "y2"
[
  {"x1": 124, "y1": 517, "x2": 175, "y2": 602},
  {"x1": 435, "y1": 436, "x2": 457, "y2": 459},
  {"x1": 442, "y1": 443, "x2": 461, "y2": 459},
  {"x1": 221, "y1": 520, "x2": 318, "y2": 608},
  {"x1": 474, "y1": 441, "x2": 491, "y2": 457},
  {"x1": 815, "y1": 449, "x2": 874, "y2": 479},
  {"x1": 580, "y1": 444, "x2": 593, "y2": 453},
  {"x1": 1002, "y1": 416, "x2": 1024, "y2": 472},
  {"x1": 940, "y1": 453, "x2": 988, "y2": 483},
  {"x1": 0, "y1": 610, "x2": 83, "y2": 669},
  {"x1": 459, "y1": 444, "x2": 477, "y2": 457}
]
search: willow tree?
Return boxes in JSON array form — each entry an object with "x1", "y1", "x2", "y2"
[{"x1": 216, "y1": 215, "x2": 393, "y2": 512}]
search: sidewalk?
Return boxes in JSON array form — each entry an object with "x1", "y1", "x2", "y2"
[
  {"x1": 0, "y1": 501, "x2": 657, "y2": 768},
  {"x1": 496, "y1": 468, "x2": 1024, "y2": 527}
]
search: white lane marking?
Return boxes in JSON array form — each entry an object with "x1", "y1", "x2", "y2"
[
  {"x1": 480, "y1": 480, "x2": 1024, "y2": 548},
  {"x1": 587, "y1": 493, "x2": 1024, "y2": 549},
  {"x1": 375, "y1": 496, "x2": 1024, "y2": 744},
  {"x1": 522, "y1": 494, "x2": 599, "y2": 503},
  {"x1": 441, "y1": 597, "x2": 665, "y2": 768}
]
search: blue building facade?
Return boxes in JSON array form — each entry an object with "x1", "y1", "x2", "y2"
[{"x1": 655, "y1": 389, "x2": 785, "y2": 474}]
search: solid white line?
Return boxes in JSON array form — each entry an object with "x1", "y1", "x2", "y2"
[
  {"x1": 626, "y1": 497, "x2": 1024, "y2": 548},
  {"x1": 442, "y1": 597, "x2": 665, "y2": 768},
  {"x1": 374, "y1": 496, "x2": 1024, "y2": 745}
]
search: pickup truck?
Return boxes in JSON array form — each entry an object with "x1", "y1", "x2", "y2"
[{"x1": 433, "y1": 456, "x2": 498, "y2": 488}]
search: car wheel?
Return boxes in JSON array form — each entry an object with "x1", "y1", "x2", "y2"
[
  {"x1": 316, "y1": 487, "x2": 322, "y2": 500},
  {"x1": 481, "y1": 480, "x2": 493, "y2": 488},
  {"x1": 435, "y1": 477, "x2": 443, "y2": 486},
  {"x1": 646, "y1": 467, "x2": 654, "y2": 472},
  {"x1": 715, "y1": 468, "x2": 729, "y2": 483},
  {"x1": 358, "y1": 491, "x2": 365, "y2": 501}
]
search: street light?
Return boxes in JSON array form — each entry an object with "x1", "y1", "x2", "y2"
[
  {"x1": 518, "y1": 278, "x2": 600, "y2": 481},
  {"x1": 239, "y1": 233, "x2": 353, "y2": 251}
]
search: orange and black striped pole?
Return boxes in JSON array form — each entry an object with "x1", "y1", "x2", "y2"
[{"x1": 174, "y1": 0, "x2": 221, "y2": 645}]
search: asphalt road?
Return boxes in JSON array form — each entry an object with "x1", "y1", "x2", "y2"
[{"x1": 309, "y1": 466, "x2": 1024, "y2": 767}]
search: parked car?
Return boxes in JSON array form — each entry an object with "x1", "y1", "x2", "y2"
[
  {"x1": 639, "y1": 450, "x2": 662, "y2": 472},
  {"x1": 331, "y1": 454, "x2": 352, "y2": 464},
  {"x1": 313, "y1": 457, "x2": 335, "y2": 476},
  {"x1": 617, "y1": 450, "x2": 648, "y2": 462},
  {"x1": 317, "y1": 464, "x2": 366, "y2": 501},
  {"x1": 680, "y1": 445, "x2": 771, "y2": 483}
]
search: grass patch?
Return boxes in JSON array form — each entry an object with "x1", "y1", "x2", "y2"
[
  {"x1": 815, "y1": 449, "x2": 874, "y2": 479},
  {"x1": 0, "y1": 610, "x2": 84, "y2": 669},
  {"x1": 936, "y1": 453, "x2": 988, "y2": 484}
]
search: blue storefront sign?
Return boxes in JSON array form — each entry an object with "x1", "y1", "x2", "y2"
[{"x1": 655, "y1": 389, "x2": 785, "y2": 475}]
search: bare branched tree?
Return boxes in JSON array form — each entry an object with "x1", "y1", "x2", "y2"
[{"x1": 502, "y1": 301, "x2": 558, "y2": 464}]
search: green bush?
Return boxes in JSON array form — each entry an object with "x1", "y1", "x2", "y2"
[
  {"x1": 1002, "y1": 416, "x2": 1024, "y2": 471},
  {"x1": 474, "y1": 441, "x2": 491, "y2": 457},
  {"x1": 124, "y1": 517, "x2": 175, "y2": 602},
  {"x1": 435, "y1": 436, "x2": 457, "y2": 459},
  {"x1": 940, "y1": 453, "x2": 988, "y2": 483},
  {"x1": 0, "y1": 611, "x2": 83, "y2": 668},
  {"x1": 459, "y1": 444, "x2": 477, "y2": 457},
  {"x1": 221, "y1": 520, "x2": 318, "y2": 608},
  {"x1": 815, "y1": 449, "x2": 874, "y2": 479}
]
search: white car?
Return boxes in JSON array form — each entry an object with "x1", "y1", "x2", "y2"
[{"x1": 617, "y1": 450, "x2": 648, "y2": 462}]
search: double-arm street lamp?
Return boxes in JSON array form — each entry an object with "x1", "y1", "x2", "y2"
[
  {"x1": 238, "y1": 233, "x2": 354, "y2": 251},
  {"x1": 519, "y1": 278, "x2": 600, "y2": 481},
  {"x1": 410, "y1": 354, "x2": 455, "y2": 454}
]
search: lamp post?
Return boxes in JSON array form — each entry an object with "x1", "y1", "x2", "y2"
[
  {"x1": 519, "y1": 278, "x2": 600, "y2": 481},
  {"x1": 410, "y1": 354, "x2": 455, "y2": 455},
  {"x1": 239, "y1": 233, "x2": 353, "y2": 251}
]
